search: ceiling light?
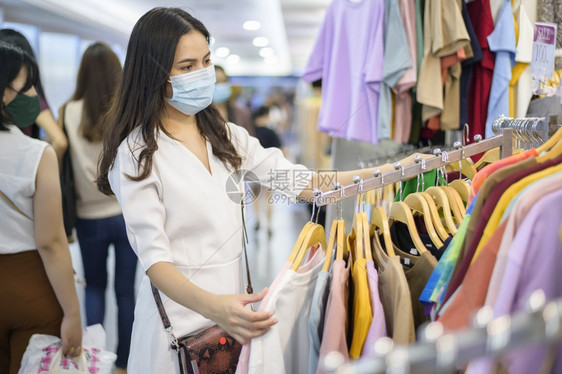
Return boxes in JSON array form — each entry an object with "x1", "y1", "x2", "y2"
[
  {"x1": 215, "y1": 47, "x2": 230, "y2": 58},
  {"x1": 226, "y1": 54, "x2": 240, "y2": 65},
  {"x1": 259, "y1": 47, "x2": 274, "y2": 58},
  {"x1": 264, "y1": 55, "x2": 279, "y2": 64},
  {"x1": 243, "y1": 20, "x2": 261, "y2": 31},
  {"x1": 252, "y1": 37, "x2": 269, "y2": 47}
]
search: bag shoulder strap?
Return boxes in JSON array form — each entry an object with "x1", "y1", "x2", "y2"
[
  {"x1": 0, "y1": 190, "x2": 32, "y2": 220},
  {"x1": 151, "y1": 202, "x2": 253, "y2": 337}
]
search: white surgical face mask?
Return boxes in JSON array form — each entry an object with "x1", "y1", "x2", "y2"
[{"x1": 166, "y1": 65, "x2": 216, "y2": 115}]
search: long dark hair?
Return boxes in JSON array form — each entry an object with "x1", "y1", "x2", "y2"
[
  {"x1": 0, "y1": 41, "x2": 38, "y2": 131},
  {"x1": 71, "y1": 42, "x2": 122, "y2": 142},
  {"x1": 98, "y1": 7, "x2": 242, "y2": 195}
]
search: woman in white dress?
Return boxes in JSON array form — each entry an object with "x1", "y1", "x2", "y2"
[{"x1": 97, "y1": 7, "x2": 424, "y2": 373}]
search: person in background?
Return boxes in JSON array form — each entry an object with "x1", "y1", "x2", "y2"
[
  {"x1": 0, "y1": 29, "x2": 68, "y2": 166},
  {"x1": 59, "y1": 42, "x2": 136, "y2": 374},
  {"x1": 0, "y1": 41, "x2": 82, "y2": 374},
  {"x1": 213, "y1": 64, "x2": 255, "y2": 136},
  {"x1": 252, "y1": 106, "x2": 282, "y2": 236}
]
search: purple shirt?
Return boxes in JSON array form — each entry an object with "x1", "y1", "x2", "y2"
[
  {"x1": 469, "y1": 189, "x2": 562, "y2": 374},
  {"x1": 302, "y1": 0, "x2": 385, "y2": 144}
]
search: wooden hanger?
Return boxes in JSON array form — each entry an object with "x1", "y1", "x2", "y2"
[
  {"x1": 321, "y1": 220, "x2": 338, "y2": 272},
  {"x1": 370, "y1": 222, "x2": 389, "y2": 268},
  {"x1": 291, "y1": 223, "x2": 327, "y2": 271},
  {"x1": 442, "y1": 186, "x2": 465, "y2": 222},
  {"x1": 404, "y1": 193, "x2": 444, "y2": 248},
  {"x1": 370, "y1": 206, "x2": 396, "y2": 257},
  {"x1": 425, "y1": 186, "x2": 458, "y2": 235},
  {"x1": 388, "y1": 202, "x2": 428, "y2": 254},
  {"x1": 419, "y1": 192, "x2": 450, "y2": 242},
  {"x1": 446, "y1": 158, "x2": 477, "y2": 179},
  {"x1": 449, "y1": 179, "x2": 471, "y2": 204},
  {"x1": 474, "y1": 147, "x2": 500, "y2": 171}
]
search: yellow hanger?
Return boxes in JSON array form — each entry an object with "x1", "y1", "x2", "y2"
[
  {"x1": 291, "y1": 223, "x2": 327, "y2": 271},
  {"x1": 321, "y1": 220, "x2": 338, "y2": 272},
  {"x1": 360, "y1": 211, "x2": 373, "y2": 262},
  {"x1": 474, "y1": 148, "x2": 500, "y2": 171},
  {"x1": 449, "y1": 179, "x2": 471, "y2": 204},
  {"x1": 336, "y1": 220, "x2": 348, "y2": 261},
  {"x1": 370, "y1": 206, "x2": 396, "y2": 257},
  {"x1": 419, "y1": 192, "x2": 450, "y2": 242},
  {"x1": 537, "y1": 136, "x2": 562, "y2": 163},
  {"x1": 425, "y1": 186, "x2": 458, "y2": 235},
  {"x1": 388, "y1": 202, "x2": 428, "y2": 254},
  {"x1": 537, "y1": 125, "x2": 562, "y2": 154},
  {"x1": 349, "y1": 211, "x2": 365, "y2": 260},
  {"x1": 446, "y1": 158, "x2": 477, "y2": 179},
  {"x1": 404, "y1": 193, "x2": 444, "y2": 248},
  {"x1": 287, "y1": 222, "x2": 314, "y2": 264},
  {"x1": 442, "y1": 186, "x2": 465, "y2": 222}
]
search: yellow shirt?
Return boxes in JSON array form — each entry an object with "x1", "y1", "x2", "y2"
[
  {"x1": 349, "y1": 257, "x2": 373, "y2": 359},
  {"x1": 472, "y1": 163, "x2": 562, "y2": 262}
]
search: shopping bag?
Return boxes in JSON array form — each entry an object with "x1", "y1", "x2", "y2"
[
  {"x1": 18, "y1": 324, "x2": 116, "y2": 374},
  {"x1": 43, "y1": 350, "x2": 88, "y2": 373}
]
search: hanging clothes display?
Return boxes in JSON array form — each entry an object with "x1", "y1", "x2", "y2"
[
  {"x1": 484, "y1": 0, "x2": 516, "y2": 138},
  {"x1": 377, "y1": 0, "x2": 411, "y2": 141},
  {"x1": 302, "y1": 0, "x2": 385, "y2": 144},
  {"x1": 466, "y1": 0, "x2": 495, "y2": 141}
]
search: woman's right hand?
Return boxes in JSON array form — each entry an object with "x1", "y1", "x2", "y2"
[
  {"x1": 60, "y1": 312, "x2": 83, "y2": 357},
  {"x1": 210, "y1": 288, "x2": 278, "y2": 345}
]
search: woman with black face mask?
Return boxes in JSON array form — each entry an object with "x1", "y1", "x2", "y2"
[
  {"x1": 0, "y1": 29, "x2": 68, "y2": 166},
  {"x1": 0, "y1": 41, "x2": 82, "y2": 374}
]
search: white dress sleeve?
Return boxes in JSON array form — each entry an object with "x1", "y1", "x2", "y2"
[
  {"x1": 108, "y1": 141, "x2": 173, "y2": 271},
  {"x1": 226, "y1": 122, "x2": 313, "y2": 200}
]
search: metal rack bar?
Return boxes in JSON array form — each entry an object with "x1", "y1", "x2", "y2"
[{"x1": 316, "y1": 128, "x2": 513, "y2": 207}]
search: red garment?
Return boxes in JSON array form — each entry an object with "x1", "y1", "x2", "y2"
[{"x1": 466, "y1": 0, "x2": 495, "y2": 148}]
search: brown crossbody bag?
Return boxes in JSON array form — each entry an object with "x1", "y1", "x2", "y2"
[{"x1": 151, "y1": 201, "x2": 253, "y2": 374}]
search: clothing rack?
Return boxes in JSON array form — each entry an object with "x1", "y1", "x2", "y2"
[
  {"x1": 492, "y1": 115, "x2": 549, "y2": 149},
  {"x1": 322, "y1": 290, "x2": 562, "y2": 374},
  {"x1": 315, "y1": 128, "x2": 513, "y2": 207}
]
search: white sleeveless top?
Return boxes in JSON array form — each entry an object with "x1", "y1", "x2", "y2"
[{"x1": 0, "y1": 125, "x2": 48, "y2": 254}]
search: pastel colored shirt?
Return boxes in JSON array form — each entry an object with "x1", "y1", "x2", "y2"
[
  {"x1": 360, "y1": 260, "x2": 387, "y2": 356},
  {"x1": 394, "y1": 0, "x2": 417, "y2": 143},
  {"x1": 378, "y1": 0, "x2": 411, "y2": 140},
  {"x1": 474, "y1": 162, "x2": 562, "y2": 260},
  {"x1": 485, "y1": 172, "x2": 562, "y2": 307},
  {"x1": 308, "y1": 270, "x2": 331, "y2": 374},
  {"x1": 247, "y1": 249, "x2": 325, "y2": 374},
  {"x1": 317, "y1": 259, "x2": 351, "y2": 373},
  {"x1": 302, "y1": 0, "x2": 384, "y2": 144},
  {"x1": 377, "y1": 255, "x2": 415, "y2": 344},
  {"x1": 469, "y1": 190, "x2": 562, "y2": 374},
  {"x1": 484, "y1": 0, "x2": 516, "y2": 139}
]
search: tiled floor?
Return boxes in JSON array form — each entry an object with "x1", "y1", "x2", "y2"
[{"x1": 69, "y1": 195, "x2": 310, "y2": 355}]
